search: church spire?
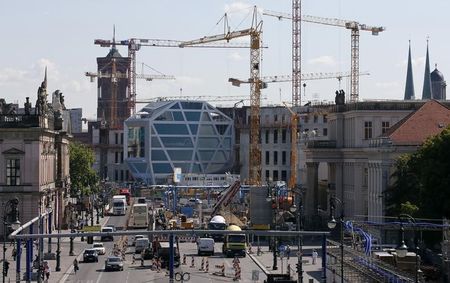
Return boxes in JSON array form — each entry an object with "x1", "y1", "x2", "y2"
[
  {"x1": 422, "y1": 39, "x2": 433, "y2": 99},
  {"x1": 404, "y1": 40, "x2": 415, "y2": 100}
]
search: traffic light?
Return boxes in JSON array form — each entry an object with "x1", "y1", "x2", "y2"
[{"x1": 3, "y1": 260, "x2": 9, "y2": 277}]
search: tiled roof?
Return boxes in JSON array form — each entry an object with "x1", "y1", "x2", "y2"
[{"x1": 386, "y1": 100, "x2": 450, "y2": 145}]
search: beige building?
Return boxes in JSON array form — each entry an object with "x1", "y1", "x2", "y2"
[
  {"x1": 0, "y1": 78, "x2": 71, "y2": 237},
  {"x1": 304, "y1": 99, "x2": 450, "y2": 239}
]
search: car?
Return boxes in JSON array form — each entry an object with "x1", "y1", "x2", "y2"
[
  {"x1": 105, "y1": 224, "x2": 116, "y2": 231},
  {"x1": 135, "y1": 238, "x2": 150, "y2": 254},
  {"x1": 92, "y1": 243, "x2": 106, "y2": 255},
  {"x1": 83, "y1": 249, "x2": 99, "y2": 263},
  {"x1": 132, "y1": 235, "x2": 145, "y2": 246},
  {"x1": 137, "y1": 197, "x2": 146, "y2": 204},
  {"x1": 101, "y1": 227, "x2": 114, "y2": 242},
  {"x1": 104, "y1": 256, "x2": 124, "y2": 271}
]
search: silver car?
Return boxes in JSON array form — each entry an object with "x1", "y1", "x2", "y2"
[{"x1": 104, "y1": 256, "x2": 124, "y2": 271}]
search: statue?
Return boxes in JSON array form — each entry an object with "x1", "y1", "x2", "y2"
[
  {"x1": 335, "y1": 89, "x2": 345, "y2": 105},
  {"x1": 35, "y1": 69, "x2": 48, "y2": 115},
  {"x1": 24, "y1": 97, "x2": 32, "y2": 115}
]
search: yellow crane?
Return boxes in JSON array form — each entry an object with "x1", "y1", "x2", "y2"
[
  {"x1": 263, "y1": 10, "x2": 385, "y2": 102},
  {"x1": 180, "y1": 6, "x2": 263, "y2": 186}
]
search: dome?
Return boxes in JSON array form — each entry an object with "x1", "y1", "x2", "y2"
[{"x1": 431, "y1": 67, "x2": 444, "y2": 82}]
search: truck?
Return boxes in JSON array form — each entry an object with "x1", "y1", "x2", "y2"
[
  {"x1": 222, "y1": 224, "x2": 246, "y2": 257},
  {"x1": 208, "y1": 215, "x2": 227, "y2": 242},
  {"x1": 112, "y1": 195, "x2": 127, "y2": 216}
]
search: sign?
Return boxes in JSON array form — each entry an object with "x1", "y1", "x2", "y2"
[
  {"x1": 81, "y1": 225, "x2": 101, "y2": 232},
  {"x1": 173, "y1": 167, "x2": 182, "y2": 183},
  {"x1": 252, "y1": 270, "x2": 259, "y2": 281}
]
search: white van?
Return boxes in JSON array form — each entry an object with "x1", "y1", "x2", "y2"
[
  {"x1": 197, "y1": 238, "x2": 215, "y2": 256},
  {"x1": 112, "y1": 195, "x2": 127, "y2": 216},
  {"x1": 135, "y1": 237, "x2": 150, "y2": 254}
]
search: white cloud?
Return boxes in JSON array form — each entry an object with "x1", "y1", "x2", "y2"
[
  {"x1": 308, "y1": 56, "x2": 337, "y2": 66},
  {"x1": 228, "y1": 52, "x2": 243, "y2": 61},
  {"x1": 0, "y1": 68, "x2": 29, "y2": 84},
  {"x1": 224, "y1": 2, "x2": 253, "y2": 14}
]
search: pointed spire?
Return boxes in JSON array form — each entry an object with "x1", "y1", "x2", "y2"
[
  {"x1": 404, "y1": 40, "x2": 415, "y2": 100},
  {"x1": 112, "y1": 25, "x2": 116, "y2": 49},
  {"x1": 422, "y1": 38, "x2": 433, "y2": 99},
  {"x1": 43, "y1": 66, "x2": 47, "y2": 89}
]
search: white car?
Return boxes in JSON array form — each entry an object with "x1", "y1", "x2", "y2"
[
  {"x1": 133, "y1": 235, "x2": 145, "y2": 246},
  {"x1": 92, "y1": 243, "x2": 106, "y2": 255}
]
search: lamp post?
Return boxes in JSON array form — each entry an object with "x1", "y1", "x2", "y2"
[
  {"x1": 328, "y1": 196, "x2": 344, "y2": 283},
  {"x1": 69, "y1": 206, "x2": 74, "y2": 256},
  {"x1": 290, "y1": 201, "x2": 303, "y2": 283},
  {"x1": 46, "y1": 205, "x2": 52, "y2": 255},
  {"x1": 2, "y1": 198, "x2": 20, "y2": 283},
  {"x1": 396, "y1": 214, "x2": 421, "y2": 283},
  {"x1": 266, "y1": 181, "x2": 278, "y2": 271}
]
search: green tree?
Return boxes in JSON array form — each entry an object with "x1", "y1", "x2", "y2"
[
  {"x1": 69, "y1": 142, "x2": 99, "y2": 197},
  {"x1": 385, "y1": 126, "x2": 450, "y2": 219}
]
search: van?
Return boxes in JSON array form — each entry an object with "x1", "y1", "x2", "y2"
[
  {"x1": 135, "y1": 237, "x2": 150, "y2": 254},
  {"x1": 197, "y1": 238, "x2": 215, "y2": 256},
  {"x1": 100, "y1": 227, "x2": 114, "y2": 242}
]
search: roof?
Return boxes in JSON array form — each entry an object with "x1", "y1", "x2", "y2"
[
  {"x1": 431, "y1": 67, "x2": 444, "y2": 81},
  {"x1": 384, "y1": 100, "x2": 450, "y2": 145}
]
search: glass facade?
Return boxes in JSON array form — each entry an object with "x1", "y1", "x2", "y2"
[{"x1": 125, "y1": 100, "x2": 234, "y2": 184}]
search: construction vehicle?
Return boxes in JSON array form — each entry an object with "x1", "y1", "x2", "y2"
[
  {"x1": 263, "y1": 9, "x2": 384, "y2": 102},
  {"x1": 207, "y1": 215, "x2": 227, "y2": 242},
  {"x1": 222, "y1": 225, "x2": 246, "y2": 258}
]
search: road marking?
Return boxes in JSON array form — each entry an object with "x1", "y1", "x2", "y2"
[
  {"x1": 95, "y1": 265, "x2": 105, "y2": 283},
  {"x1": 125, "y1": 269, "x2": 130, "y2": 283}
]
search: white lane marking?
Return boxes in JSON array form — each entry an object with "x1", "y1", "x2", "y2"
[
  {"x1": 125, "y1": 269, "x2": 130, "y2": 283},
  {"x1": 95, "y1": 264, "x2": 105, "y2": 283}
]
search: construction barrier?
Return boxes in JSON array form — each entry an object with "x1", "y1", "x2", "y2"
[
  {"x1": 199, "y1": 257, "x2": 205, "y2": 271},
  {"x1": 233, "y1": 265, "x2": 241, "y2": 281},
  {"x1": 214, "y1": 263, "x2": 225, "y2": 277},
  {"x1": 205, "y1": 258, "x2": 209, "y2": 273},
  {"x1": 182, "y1": 254, "x2": 187, "y2": 265},
  {"x1": 287, "y1": 264, "x2": 291, "y2": 277},
  {"x1": 190, "y1": 256, "x2": 195, "y2": 268}
]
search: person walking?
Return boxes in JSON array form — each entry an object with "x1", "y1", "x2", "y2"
[
  {"x1": 73, "y1": 258, "x2": 79, "y2": 273},
  {"x1": 312, "y1": 249, "x2": 318, "y2": 265},
  {"x1": 44, "y1": 264, "x2": 51, "y2": 281},
  {"x1": 286, "y1": 245, "x2": 291, "y2": 260}
]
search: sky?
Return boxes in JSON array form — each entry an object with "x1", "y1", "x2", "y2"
[{"x1": 0, "y1": 0, "x2": 448, "y2": 120}]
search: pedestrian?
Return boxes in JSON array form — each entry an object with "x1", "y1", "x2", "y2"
[
  {"x1": 73, "y1": 258, "x2": 79, "y2": 273},
  {"x1": 286, "y1": 245, "x2": 291, "y2": 260},
  {"x1": 312, "y1": 249, "x2": 318, "y2": 265},
  {"x1": 45, "y1": 264, "x2": 51, "y2": 281}
]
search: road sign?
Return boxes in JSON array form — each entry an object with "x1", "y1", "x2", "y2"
[{"x1": 81, "y1": 225, "x2": 101, "y2": 232}]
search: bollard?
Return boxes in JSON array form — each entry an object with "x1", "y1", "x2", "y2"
[
  {"x1": 233, "y1": 265, "x2": 241, "y2": 281},
  {"x1": 199, "y1": 257, "x2": 205, "y2": 271},
  {"x1": 182, "y1": 254, "x2": 187, "y2": 265},
  {"x1": 205, "y1": 258, "x2": 209, "y2": 273},
  {"x1": 287, "y1": 264, "x2": 291, "y2": 277},
  {"x1": 190, "y1": 256, "x2": 195, "y2": 268}
]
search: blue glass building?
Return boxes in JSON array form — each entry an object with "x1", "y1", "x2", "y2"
[{"x1": 124, "y1": 100, "x2": 234, "y2": 185}]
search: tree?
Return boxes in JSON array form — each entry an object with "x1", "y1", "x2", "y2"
[
  {"x1": 385, "y1": 126, "x2": 450, "y2": 219},
  {"x1": 69, "y1": 142, "x2": 99, "y2": 197}
]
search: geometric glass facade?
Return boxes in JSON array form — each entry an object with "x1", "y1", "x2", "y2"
[{"x1": 124, "y1": 100, "x2": 234, "y2": 185}]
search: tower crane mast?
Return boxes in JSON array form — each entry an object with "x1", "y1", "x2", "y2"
[
  {"x1": 180, "y1": 7, "x2": 263, "y2": 186},
  {"x1": 282, "y1": 102, "x2": 299, "y2": 190},
  {"x1": 263, "y1": 10, "x2": 385, "y2": 102},
  {"x1": 292, "y1": 0, "x2": 301, "y2": 107}
]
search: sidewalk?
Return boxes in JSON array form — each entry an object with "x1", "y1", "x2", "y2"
[
  {"x1": 5, "y1": 211, "x2": 110, "y2": 282},
  {"x1": 248, "y1": 245, "x2": 325, "y2": 282}
]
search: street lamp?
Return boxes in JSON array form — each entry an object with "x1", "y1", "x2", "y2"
[
  {"x1": 266, "y1": 181, "x2": 278, "y2": 271},
  {"x1": 3, "y1": 198, "x2": 20, "y2": 283},
  {"x1": 328, "y1": 196, "x2": 344, "y2": 283},
  {"x1": 290, "y1": 200, "x2": 303, "y2": 283},
  {"x1": 45, "y1": 205, "x2": 52, "y2": 255},
  {"x1": 396, "y1": 214, "x2": 421, "y2": 283}
]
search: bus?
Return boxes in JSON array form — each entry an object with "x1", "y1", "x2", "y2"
[
  {"x1": 119, "y1": 188, "x2": 131, "y2": 205},
  {"x1": 131, "y1": 203, "x2": 149, "y2": 229}
]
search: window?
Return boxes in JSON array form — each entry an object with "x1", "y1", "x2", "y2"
[
  {"x1": 115, "y1": 133, "x2": 119, "y2": 144},
  {"x1": 120, "y1": 133, "x2": 124, "y2": 145},
  {"x1": 282, "y1": 129, "x2": 287, "y2": 143},
  {"x1": 274, "y1": 114, "x2": 278, "y2": 122},
  {"x1": 114, "y1": 170, "x2": 118, "y2": 181},
  {"x1": 265, "y1": 151, "x2": 270, "y2": 165},
  {"x1": 273, "y1": 130, "x2": 278, "y2": 144},
  {"x1": 282, "y1": 115, "x2": 286, "y2": 123},
  {"x1": 274, "y1": 151, "x2": 278, "y2": 165},
  {"x1": 273, "y1": 170, "x2": 279, "y2": 181},
  {"x1": 304, "y1": 115, "x2": 309, "y2": 123},
  {"x1": 314, "y1": 115, "x2": 318, "y2": 123},
  {"x1": 364, "y1": 121, "x2": 373, "y2": 139},
  {"x1": 265, "y1": 170, "x2": 270, "y2": 179},
  {"x1": 281, "y1": 170, "x2": 287, "y2": 181},
  {"x1": 120, "y1": 151, "x2": 124, "y2": 163},
  {"x1": 382, "y1": 121, "x2": 390, "y2": 134},
  {"x1": 6, "y1": 159, "x2": 20, "y2": 186},
  {"x1": 323, "y1": 128, "x2": 328, "y2": 136},
  {"x1": 282, "y1": 151, "x2": 286, "y2": 165},
  {"x1": 265, "y1": 130, "x2": 269, "y2": 144},
  {"x1": 115, "y1": 152, "x2": 119, "y2": 163},
  {"x1": 323, "y1": 114, "x2": 328, "y2": 123}
]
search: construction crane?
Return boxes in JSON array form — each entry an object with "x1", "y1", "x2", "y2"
[
  {"x1": 136, "y1": 95, "x2": 268, "y2": 104},
  {"x1": 292, "y1": 0, "x2": 301, "y2": 107},
  {"x1": 85, "y1": 59, "x2": 174, "y2": 129},
  {"x1": 94, "y1": 37, "x2": 256, "y2": 115},
  {"x1": 179, "y1": 6, "x2": 263, "y2": 186},
  {"x1": 282, "y1": 102, "x2": 299, "y2": 190},
  {"x1": 228, "y1": 71, "x2": 370, "y2": 87},
  {"x1": 263, "y1": 10, "x2": 385, "y2": 102}
]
